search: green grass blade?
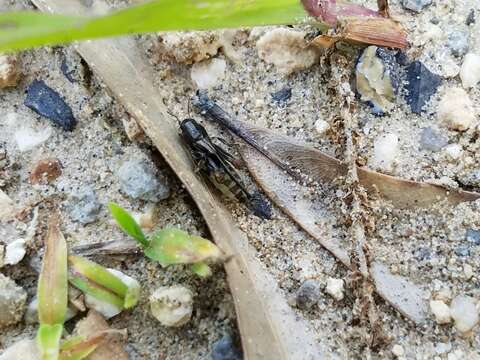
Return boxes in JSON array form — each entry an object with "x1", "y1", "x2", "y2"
[
  {"x1": 37, "y1": 323, "x2": 64, "y2": 360},
  {"x1": 69, "y1": 276, "x2": 125, "y2": 310},
  {"x1": 0, "y1": 0, "x2": 306, "y2": 53},
  {"x1": 69, "y1": 256, "x2": 128, "y2": 298},
  {"x1": 108, "y1": 203, "x2": 148, "y2": 247}
]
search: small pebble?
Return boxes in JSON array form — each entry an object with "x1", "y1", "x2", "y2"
[
  {"x1": 4, "y1": 239, "x2": 26, "y2": 266},
  {"x1": 0, "y1": 54, "x2": 19, "y2": 89},
  {"x1": 435, "y1": 342, "x2": 452, "y2": 354},
  {"x1": 465, "y1": 229, "x2": 480, "y2": 245},
  {"x1": 271, "y1": 87, "x2": 292, "y2": 103},
  {"x1": 14, "y1": 126, "x2": 52, "y2": 152},
  {"x1": 122, "y1": 116, "x2": 144, "y2": 142},
  {"x1": 437, "y1": 88, "x2": 475, "y2": 131},
  {"x1": 356, "y1": 46, "x2": 399, "y2": 115},
  {"x1": 370, "y1": 133, "x2": 399, "y2": 173},
  {"x1": 444, "y1": 144, "x2": 463, "y2": 160},
  {"x1": 449, "y1": 295, "x2": 479, "y2": 334},
  {"x1": 405, "y1": 61, "x2": 442, "y2": 114},
  {"x1": 191, "y1": 58, "x2": 226, "y2": 89},
  {"x1": 419, "y1": 127, "x2": 448, "y2": 152},
  {"x1": 256, "y1": 28, "x2": 319, "y2": 75},
  {"x1": 211, "y1": 334, "x2": 243, "y2": 360},
  {"x1": 466, "y1": 9, "x2": 475, "y2": 26},
  {"x1": 68, "y1": 186, "x2": 101, "y2": 224},
  {"x1": 463, "y1": 264, "x2": 473, "y2": 279},
  {"x1": 132, "y1": 204, "x2": 157, "y2": 230},
  {"x1": 430, "y1": 299, "x2": 451, "y2": 324},
  {"x1": 29, "y1": 158, "x2": 62, "y2": 184},
  {"x1": 460, "y1": 53, "x2": 480, "y2": 88},
  {"x1": 454, "y1": 245, "x2": 470, "y2": 257},
  {"x1": 392, "y1": 344, "x2": 405, "y2": 357},
  {"x1": 447, "y1": 31, "x2": 469, "y2": 57},
  {"x1": 0, "y1": 273, "x2": 27, "y2": 328},
  {"x1": 325, "y1": 277, "x2": 344, "y2": 301},
  {"x1": 295, "y1": 279, "x2": 321, "y2": 309},
  {"x1": 314, "y1": 119, "x2": 329, "y2": 136},
  {"x1": 401, "y1": 0, "x2": 432, "y2": 12},
  {"x1": 24, "y1": 80, "x2": 77, "y2": 131},
  {"x1": 460, "y1": 169, "x2": 480, "y2": 188},
  {"x1": 117, "y1": 158, "x2": 170, "y2": 202},
  {"x1": 149, "y1": 285, "x2": 193, "y2": 327}
]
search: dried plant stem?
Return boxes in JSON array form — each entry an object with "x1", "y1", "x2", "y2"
[{"x1": 331, "y1": 54, "x2": 386, "y2": 348}]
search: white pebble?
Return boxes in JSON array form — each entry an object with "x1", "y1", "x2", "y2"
[
  {"x1": 14, "y1": 127, "x2": 52, "y2": 152},
  {"x1": 444, "y1": 144, "x2": 463, "y2": 160},
  {"x1": 0, "y1": 189, "x2": 15, "y2": 221},
  {"x1": 150, "y1": 285, "x2": 193, "y2": 327},
  {"x1": 438, "y1": 88, "x2": 476, "y2": 131},
  {"x1": 430, "y1": 299, "x2": 451, "y2": 324},
  {"x1": 191, "y1": 58, "x2": 226, "y2": 89},
  {"x1": 463, "y1": 264, "x2": 473, "y2": 280},
  {"x1": 460, "y1": 53, "x2": 480, "y2": 88},
  {"x1": 449, "y1": 295, "x2": 479, "y2": 334},
  {"x1": 4, "y1": 239, "x2": 26, "y2": 266},
  {"x1": 370, "y1": 133, "x2": 399, "y2": 172},
  {"x1": 325, "y1": 277, "x2": 344, "y2": 301},
  {"x1": 314, "y1": 119, "x2": 329, "y2": 136},
  {"x1": 256, "y1": 28, "x2": 319, "y2": 75},
  {"x1": 392, "y1": 344, "x2": 405, "y2": 357}
]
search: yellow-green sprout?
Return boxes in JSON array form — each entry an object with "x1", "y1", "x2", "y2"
[
  {"x1": 109, "y1": 203, "x2": 222, "y2": 277},
  {"x1": 69, "y1": 256, "x2": 140, "y2": 316}
]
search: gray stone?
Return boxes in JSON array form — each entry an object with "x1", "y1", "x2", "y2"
[
  {"x1": 69, "y1": 186, "x2": 101, "y2": 224},
  {"x1": 211, "y1": 334, "x2": 242, "y2": 360},
  {"x1": 401, "y1": 0, "x2": 432, "y2": 12},
  {"x1": 117, "y1": 159, "x2": 170, "y2": 202},
  {"x1": 419, "y1": 127, "x2": 448, "y2": 152},
  {"x1": 466, "y1": 229, "x2": 480, "y2": 245},
  {"x1": 460, "y1": 169, "x2": 480, "y2": 188},
  {"x1": 447, "y1": 31, "x2": 469, "y2": 57},
  {"x1": 454, "y1": 245, "x2": 470, "y2": 257},
  {"x1": 0, "y1": 273, "x2": 27, "y2": 328},
  {"x1": 295, "y1": 279, "x2": 321, "y2": 310}
]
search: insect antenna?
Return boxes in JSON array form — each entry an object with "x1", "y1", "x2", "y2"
[{"x1": 166, "y1": 109, "x2": 181, "y2": 125}]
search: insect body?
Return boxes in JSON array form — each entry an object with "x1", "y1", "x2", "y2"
[{"x1": 180, "y1": 118, "x2": 249, "y2": 201}]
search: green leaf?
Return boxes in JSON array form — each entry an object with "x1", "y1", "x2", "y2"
[
  {"x1": 145, "y1": 228, "x2": 222, "y2": 265},
  {"x1": 69, "y1": 256, "x2": 128, "y2": 298},
  {"x1": 38, "y1": 216, "x2": 68, "y2": 326},
  {"x1": 108, "y1": 203, "x2": 148, "y2": 247},
  {"x1": 190, "y1": 262, "x2": 212, "y2": 277},
  {"x1": 0, "y1": 0, "x2": 307, "y2": 53},
  {"x1": 69, "y1": 276, "x2": 124, "y2": 310},
  {"x1": 37, "y1": 323, "x2": 64, "y2": 360}
]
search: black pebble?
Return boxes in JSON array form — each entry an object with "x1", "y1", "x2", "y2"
[
  {"x1": 466, "y1": 229, "x2": 480, "y2": 245},
  {"x1": 466, "y1": 9, "x2": 475, "y2": 26},
  {"x1": 24, "y1": 80, "x2": 77, "y2": 131},
  {"x1": 271, "y1": 87, "x2": 292, "y2": 103},
  {"x1": 405, "y1": 61, "x2": 442, "y2": 114},
  {"x1": 250, "y1": 190, "x2": 272, "y2": 220},
  {"x1": 211, "y1": 334, "x2": 243, "y2": 360}
]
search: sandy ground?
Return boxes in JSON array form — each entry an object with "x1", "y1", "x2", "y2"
[{"x1": 1, "y1": 0, "x2": 480, "y2": 359}]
